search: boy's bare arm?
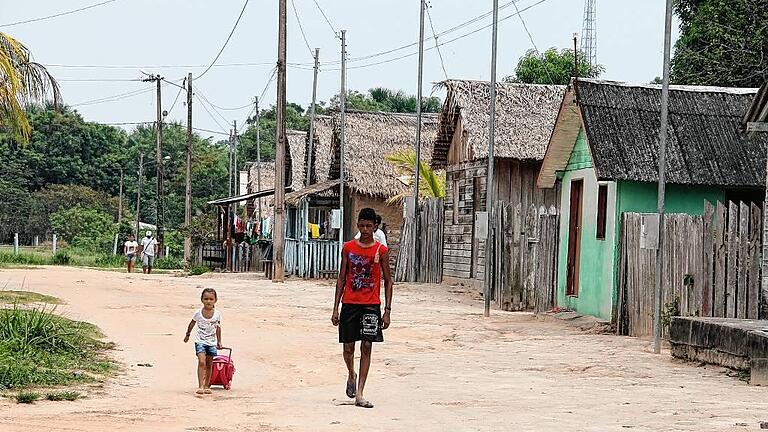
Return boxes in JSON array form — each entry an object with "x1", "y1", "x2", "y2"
[
  {"x1": 381, "y1": 249, "x2": 393, "y2": 329},
  {"x1": 183, "y1": 319, "x2": 195, "y2": 342},
  {"x1": 331, "y1": 251, "x2": 348, "y2": 326}
]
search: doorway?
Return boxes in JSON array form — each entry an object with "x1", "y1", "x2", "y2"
[{"x1": 566, "y1": 179, "x2": 584, "y2": 296}]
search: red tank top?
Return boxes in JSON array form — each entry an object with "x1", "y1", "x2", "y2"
[{"x1": 342, "y1": 240, "x2": 387, "y2": 305}]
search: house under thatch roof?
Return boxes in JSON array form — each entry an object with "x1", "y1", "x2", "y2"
[
  {"x1": 433, "y1": 79, "x2": 565, "y2": 166},
  {"x1": 328, "y1": 110, "x2": 438, "y2": 198},
  {"x1": 285, "y1": 129, "x2": 307, "y2": 191},
  {"x1": 538, "y1": 79, "x2": 768, "y2": 189},
  {"x1": 312, "y1": 115, "x2": 334, "y2": 184}
]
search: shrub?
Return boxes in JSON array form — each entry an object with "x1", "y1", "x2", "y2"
[
  {"x1": 94, "y1": 254, "x2": 123, "y2": 268},
  {"x1": 50, "y1": 251, "x2": 71, "y2": 266},
  {"x1": 14, "y1": 391, "x2": 39, "y2": 404},
  {"x1": 154, "y1": 257, "x2": 183, "y2": 270},
  {"x1": 50, "y1": 207, "x2": 116, "y2": 253},
  {"x1": 190, "y1": 265, "x2": 212, "y2": 276}
]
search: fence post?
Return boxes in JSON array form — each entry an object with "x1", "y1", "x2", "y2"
[
  {"x1": 52, "y1": 234, "x2": 58, "y2": 254},
  {"x1": 113, "y1": 233, "x2": 119, "y2": 256},
  {"x1": 34, "y1": 235, "x2": 39, "y2": 247},
  {"x1": 165, "y1": 246, "x2": 170, "y2": 259},
  {"x1": 14, "y1": 233, "x2": 19, "y2": 254}
]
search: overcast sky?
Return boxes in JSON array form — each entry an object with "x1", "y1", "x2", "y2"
[{"x1": 2, "y1": 0, "x2": 680, "y2": 137}]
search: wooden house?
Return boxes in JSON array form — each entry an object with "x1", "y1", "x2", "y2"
[
  {"x1": 537, "y1": 79, "x2": 768, "y2": 321},
  {"x1": 433, "y1": 79, "x2": 565, "y2": 288},
  {"x1": 323, "y1": 110, "x2": 438, "y2": 264}
]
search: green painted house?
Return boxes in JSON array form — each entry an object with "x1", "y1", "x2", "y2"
[{"x1": 537, "y1": 79, "x2": 766, "y2": 322}]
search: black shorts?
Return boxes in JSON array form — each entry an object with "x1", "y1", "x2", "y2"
[{"x1": 339, "y1": 304, "x2": 384, "y2": 343}]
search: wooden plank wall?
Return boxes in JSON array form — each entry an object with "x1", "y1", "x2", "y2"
[
  {"x1": 395, "y1": 198, "x2": 445, "y2": 283},
  {"x1": 619, "y1": 201, "x2": 763, "y2": 338},
  {"x1": 491, "y1": 202, "x2": 559, "y2": 311}
]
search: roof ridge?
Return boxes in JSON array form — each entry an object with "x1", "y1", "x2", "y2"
[{"x1": 578, "y1": 78, "x2": 758, "y2": 95}]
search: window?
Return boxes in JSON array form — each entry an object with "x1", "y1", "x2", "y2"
[
  {"x1": 596, "y1": 184, "x2": 608, "y2": 240},
  {"x1": 452, "y1": 179, "x2": 460, "y2": 224}
]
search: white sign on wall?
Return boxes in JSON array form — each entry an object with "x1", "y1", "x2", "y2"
[
  {"x1": 640, "y1": 213, "x2": 659, "y2": 250},
  {"x1": 474, "y1": 211, "x2": 488, "y2": 240}
]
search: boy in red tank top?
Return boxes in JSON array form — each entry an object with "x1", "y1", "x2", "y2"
[{"x1": 331, "y1": 208, "x2": 393, "y2": 409}]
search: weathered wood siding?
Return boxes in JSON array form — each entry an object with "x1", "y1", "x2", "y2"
[
  {"x1": 395, "y1": 198, "x2": 444, "y2": 283},
  {"x1": 443, "y1": 158, "x2": 560, "y2": 286}
]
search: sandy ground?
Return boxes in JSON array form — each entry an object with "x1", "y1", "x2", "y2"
[{"x1": 0, "y1": 266, "x2": 766, "y2": 432}]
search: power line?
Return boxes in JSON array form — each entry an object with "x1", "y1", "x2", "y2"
[
  {"x1": 44, "y1": 62, "x2": 276, "y2": 70},
  {"x1": 426, "y1": 2, "x2": 449, "y2": 80},
  {"x1": 193, "y1": 85, "x2": 231, "y2": 125},
  {"x1": 312, "y1": 0, "x2": 338, "y2": 37},
  {"x1": 511, "y1": 0, "x2": 557, "y2": 85},
  {"x1": 0, "y1": 0, "x2": 121, "y2": 28},
  {"x1": 290, "y1": 0, "x2": 314, "y2": 57},
  {"x1": 167, "y1": 77, "x2": 187, "y2": 117},
  {"x1": 208, "y1": 101, "x2": 255, "y2": 111},
  {"x1": 58, "y1": 78, "x2": 143, "y2": 82},
  {"x1": 194, "y1": 93, "x2": 230, "y2": 133},
  {"x1": 71, "y1": 86, "x2": 156, "y2": 107},
  {"x1": 197, "y1": 0, "x2": 251, "y2": 79},
  {"x1": 241, "y1": 67, "x2": 277, "y2": 127},
  {"x1": 193, "y1": 126, "x2": 230, "y2": 137}
]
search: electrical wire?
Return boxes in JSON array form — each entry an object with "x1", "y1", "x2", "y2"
[
  {"x1": 166, "y1": 77, "x2": 187, "y2": 117},
  {"x1": 0, "y1": 0, "x2": 121, "y2": 28},
  {"x1": 290, "y1": 0, "x2": 314, "y2": 57},
  {"x1": 44, "y1": 62, "x2": 276, "y2": 70},
  {"x1": 240, "y1": 67, "x2": 277, "y2": 127},
  {"x1": 71, "y1": 86, "x2": 156, "y2": 107},
  {"x1": 197, "y1": 0, "x2": 251, "y2": 79},
  {"x1": 195, "y1": 93, "x2": 230, "y2": 133},
  {"x1": 192, "y1": 126, "x2": 231, "y2": 136},
  {"x1": 207, "y1": 101, "x2": 255, "y2": 111},
  {"x1": 193, "y1": 85, "x2": 232, "y2": 126},
  {"x1": 511, "y1": 0, "x2": 557, "y2": 85},
  {"x1": 58, "y1": 78, "x2": 143, "y2": 82},
  {"x1": 312, "y1": 0, "x2": 338, "y2": 37},
  {"x1": 426, "y1": 2, "x2": 449, "y2": 80}
]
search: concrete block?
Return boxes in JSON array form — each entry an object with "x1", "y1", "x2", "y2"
[{"x1": 751, "y1": 358, "x2": 768, "y2": 386}]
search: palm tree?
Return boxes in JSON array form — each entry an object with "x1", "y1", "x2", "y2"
[
  {"x1": 0, "y1": 33, "x2": 60, "y2": 143},
  {"x1": 385, "y1": 149, "x2": 445, "y2": 204}
]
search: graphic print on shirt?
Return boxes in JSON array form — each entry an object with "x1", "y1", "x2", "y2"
[{"x1": 348, "y1": 252, "x2": 374, "y2": 292}]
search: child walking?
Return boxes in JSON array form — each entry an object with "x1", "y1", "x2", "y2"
[{"x1": 184, "y1": 288, "x2": 222, "y2": 395}]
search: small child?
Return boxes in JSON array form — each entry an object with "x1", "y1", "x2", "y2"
[{"x1": 184, "y1": 288, "x2": 222, "y2": 395}]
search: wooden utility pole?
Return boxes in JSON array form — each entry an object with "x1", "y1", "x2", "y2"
[
  {"x1": 304, "y1": 48, "x2": 320, "y2": 242},
  {"x1": 228, "y1": 128, "x2": 234, "y2": 196},
  {"x1": 233, "y1": 120, "x2": 238, "y2": 194},
  {"x1": 273, "y1": 0, "x2": 287, "y2": 282},
  {"x1": 255, "y1": 97, "x2": 263, "y2": 224},
  {"x1": 136, "y1": 152, "x2": 144, "y2": 237},
  {"x1": 142, "y1": 74, "x2": 166, "y2": 259},
  {"x1": 338, "y1": 29, "x2": 347, "y2": 256},
  {"x1": 118, "y1": 168, "x2": 124, "y2": 224},
  {"x1": 412, "y1": 0, "x2": 426, "y2": 283},
  {"x1": 184, "y1": 73, "x2": 193, "y2": 264},
  {"x1": 654, "y1": 0, "x2": 674, "y2": 354},
  {"x1": 483, "y1": 0, "x2": 500, "y2": 318}
]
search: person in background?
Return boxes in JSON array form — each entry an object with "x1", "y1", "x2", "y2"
[
  {"x1": 123, "y1": 233, "x2": 139, "y2": 273},
  {"x1": 140, "y1": 230, "x2": 157, "y2": 274},
  {"x1": 355, "y1": 214, "x2": 387, "y2": 247}
]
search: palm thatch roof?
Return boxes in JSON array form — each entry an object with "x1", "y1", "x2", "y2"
[
  {"x1": 538, "y1": 79, "x2": 768, "y2": 188},
  {"x1": 247, "y1": 161, "x2": 276, "y2": 214},
  {"x1": 433, "y1": 79, "x2": 565, "y2": 166},
  {"x1": 312, "y1": 115, "x2": 334, "y2": 184},
  {"x1": 326, "y1": 110, "x2": 438, "y2": 197},
  {"x1": 285, "y1": 129, "x2": 307, "y2": 191}
]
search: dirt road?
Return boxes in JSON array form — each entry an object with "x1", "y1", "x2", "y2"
[{"x1": 1, "y1": 267, "x2": 765, "y2": 431}]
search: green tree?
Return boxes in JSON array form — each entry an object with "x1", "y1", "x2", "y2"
[
  {"x1": 238, "y1": 102, "x2": 308, "y2": 166},
  {"x1": 50, "y1": 207, "x2": 115, "y2": 252},
  {"x1": 671, "y1": 0, "x2": 767, "y2": 87},
  {"x1": 0, "y1": 33, "x2": 61, "y2": 143},
  {"x1": 506, "y1": 48, "x2": 604, "y2": 85},
  {"x1": 329, "y1": 88, "x2": 441, "y2": 113}
]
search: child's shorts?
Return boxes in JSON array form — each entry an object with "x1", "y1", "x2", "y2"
[{"x1": 194, "y1": 343, "x2": 217, "y2": 356}]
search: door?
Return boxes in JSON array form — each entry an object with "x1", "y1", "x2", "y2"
[
  {"x1": 566, "y1": 180, "x2": 584, "y2": 296},
  {"x1": 470, "y1": 177, "x2": 482, "y2": 279}
]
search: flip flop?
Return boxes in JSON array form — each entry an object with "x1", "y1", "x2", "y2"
[
  {"x1": 355, "y1": 399, "x2": 374, "y2": 409},
  {"x1": 346, "y1": 380, "x2": 356, "y2": 398}
]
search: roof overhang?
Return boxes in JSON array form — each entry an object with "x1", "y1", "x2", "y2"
[
  {"x1": 207, "y1": 188, "x2": 289, "y2": 206},
  {"x1": 285, "y1": 179, "x2": 343, "y2": 206},
  {"x1": 537, "y1": 85, "x2": 582, "y2": 188}
]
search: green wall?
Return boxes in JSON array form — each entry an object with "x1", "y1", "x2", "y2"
[{"x1": 555, "y1": 129, "x2": 726, "y2": 321}]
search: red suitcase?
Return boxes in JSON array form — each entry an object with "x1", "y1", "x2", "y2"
[{"x1": 209, "y1": 347, "x2": 235, "y2": 390}]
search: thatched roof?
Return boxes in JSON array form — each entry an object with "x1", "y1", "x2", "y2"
[
  {"x1": 286, "y1": 129, "x2": 307, "y2": 191},
  {"x1": 538, "y1": 79, "x2": 768, "y2": 188},
  {"x1": 312, "y1": 115, "x2": 334, "y2": 184},
  {"x1": 433, "y1": 79, "x2": 565, "y2": 166},
  {"x1": 248, "y1": 161, "x2": 275, "y2": 193},
  {"x1": 327, "y1": 110, "x2": 438, "y2": 197}
]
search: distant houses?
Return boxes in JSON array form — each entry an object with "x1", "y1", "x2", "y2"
[{"x1": 433, "y1": 79, "x2": 564, "y2": 288}]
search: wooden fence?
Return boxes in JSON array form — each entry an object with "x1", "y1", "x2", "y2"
[
  {"x1": 395, "y1": 198, "x2": 444, "y2": 283},
  {"x1": 490, "y1": 203, "x2": 560, "y2": 312},
  {"x1": 285, "y1": 238, "x2": 340, "y2": 279},
  {"x1": 618, "y1": 201, "x2": 763, "y2": 337}
]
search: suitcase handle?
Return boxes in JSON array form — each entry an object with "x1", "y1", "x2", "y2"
[{"x1": 218, "y1": 347, "x2": 232, "y2": 362}]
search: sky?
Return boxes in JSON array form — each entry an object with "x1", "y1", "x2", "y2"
[{"x1": 1, "y1": 0, "x2": 680, "y2": 137}]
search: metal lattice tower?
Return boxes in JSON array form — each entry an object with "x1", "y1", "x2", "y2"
[{"x1": 580, "y1": 0, "x2": 597, "y2": 67}]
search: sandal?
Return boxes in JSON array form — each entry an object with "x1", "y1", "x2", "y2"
[
  {"x1": 355, "y1": 399, "x2": 374, "y2": 409},
  {"x1": 346, "y1": 379, "x2": 356, "y2": 399}
]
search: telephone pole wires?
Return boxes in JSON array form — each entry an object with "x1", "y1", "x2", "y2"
[
  {"x1": 184, "y1": 73, "x2": 193, "y2": 265},
  {"x1": 273, "y1": 0, "x2": 288, "y2": 282}
]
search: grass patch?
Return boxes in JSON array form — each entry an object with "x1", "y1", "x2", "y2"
[
  {"x1": 45, "y1": 390, "x2": 80, "y2": 401},
  {"x1": 14, "y1": 391, "x2": 40, "y2": 404},
  {"x1": 190, "y1": 265, "x2": 212, "y2": 276},
  {"x1": 0, "y1": 247, "x2": 125, "y2": 269},
  {"x1": 0, "y1": 291, "x2": 62, "y2": 305},
  {"x1": 0, "y1": 304, "x2": 116, "y2": 390},
  {"x1": 155, "y1": 257, "x2": 183, "y2": 270}
]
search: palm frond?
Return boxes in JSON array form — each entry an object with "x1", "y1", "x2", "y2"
[{"x1": 385, "y1": 149, "x2": 446, "y2": 204}]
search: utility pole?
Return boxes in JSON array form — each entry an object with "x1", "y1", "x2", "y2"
[
  {"x1": 338, "y1": 29, "x2": 347, "y2": 258},
  {"x1": 141, "y1": 74, "x2": 166, "y2": 259},
  {"x1": 483, "y1": 0, "x2": 500, "y2": 318},
  {"x1": 304, "y1": 48, "x2": 320, "y2": 242},
  {"x1": 136, "y1": 153, "x2": 144, "y2": 237},
  {"x1": 233, "y1": 120, "x2": 238, "y2": 194},
  {"x1": 273, "y1": 0, "x2": 287, "y2": 282},
  {"x1": 412, "y1": 0, "x2": 426, "y2": 283},
  {"x1": 184, "y1": 73, "x2": 193, "y2": 265},
  {"x1": 228, "y1": 128, "x2": 234, "y2": 196},
  {"x1": 118, "y1": 168, "x2": 124, "y2": 224},
  {"x1": 654, "y1": 0, "x2": 674, "y2": 355},
  {"x1": 255, "y1": 97, "x2": 263, "y2": 224}
]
